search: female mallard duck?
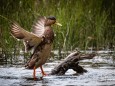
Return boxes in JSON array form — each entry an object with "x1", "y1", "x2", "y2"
[{"x1": 10, "y1": 16, "x2": 62, "y2": 79}]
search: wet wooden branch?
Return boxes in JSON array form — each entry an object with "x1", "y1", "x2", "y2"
[{"x1": 50, "y1": 51, "x2": 96, "y2": 75}]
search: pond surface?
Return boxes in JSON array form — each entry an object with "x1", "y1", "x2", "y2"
[{"x1": 0, "y1": 55, "x2": 115, "y2": 86}]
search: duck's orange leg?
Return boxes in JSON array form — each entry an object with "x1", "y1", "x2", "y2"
[
  {"x1": 40, "y1": 66, "x2": 47, "y2": 76},
  {"x1": 33, "y1": 66, "x2": 37, "y2": 80}
]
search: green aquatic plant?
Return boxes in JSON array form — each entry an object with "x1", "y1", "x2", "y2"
[{"x1": 0, "y1": 0, "x2": 115, "y2": 62}]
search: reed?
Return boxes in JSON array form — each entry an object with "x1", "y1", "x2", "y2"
[{"x1": 0, "y1": 0, "x2": 115, "y2": 61}]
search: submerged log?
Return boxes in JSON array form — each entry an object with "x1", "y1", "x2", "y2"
[{"x1": 50, "y1": 51, "x2": 96, "y2": 75}]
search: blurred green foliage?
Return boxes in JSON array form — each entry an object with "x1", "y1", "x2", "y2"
[{"x1": 0, "y1": 0, "x2": 115, "y2": 59}]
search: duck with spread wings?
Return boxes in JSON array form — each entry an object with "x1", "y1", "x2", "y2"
[{"x1": 10, "y1": 16, "x2": 62, "y2": 79}]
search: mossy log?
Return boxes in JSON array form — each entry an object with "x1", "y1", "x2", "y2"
[{"x1": 50, "y1": 51, "x2": 96, "y2": 75}]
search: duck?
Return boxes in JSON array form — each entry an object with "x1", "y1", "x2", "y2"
[{"x1": 10, "y1": 16, "x2": 62, "y2": 80}]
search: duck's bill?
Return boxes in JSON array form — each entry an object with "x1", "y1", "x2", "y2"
[{"x1": 55, "y1": 22, "x2": 62, "y2": 26}]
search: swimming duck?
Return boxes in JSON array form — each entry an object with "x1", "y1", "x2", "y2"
[{"x1": 10, "y1": 16, "x2": 62, "y2": 79}]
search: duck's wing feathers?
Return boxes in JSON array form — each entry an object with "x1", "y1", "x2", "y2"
[
  {"x1": 11, "y1": 22, "x2": 43, "y2": 52},
  {"x1": 32, "y1": 16, "x2": 46, "y2": 37}
]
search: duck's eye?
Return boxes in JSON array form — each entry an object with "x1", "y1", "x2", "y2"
[{"x1": 47, "y1": 16, "x2": 56, "y2": 20}]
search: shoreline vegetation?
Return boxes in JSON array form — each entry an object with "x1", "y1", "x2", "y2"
[{"x1": 0, "y1": 0, "x2": 115, "y2": 64}]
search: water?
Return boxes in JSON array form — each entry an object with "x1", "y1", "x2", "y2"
[
  {"x1": 0, "y1": 55, "x2": 115, "y2": 86},
  {"x1": 0, "y1": 66, "x2": 115, "y2": 86}
]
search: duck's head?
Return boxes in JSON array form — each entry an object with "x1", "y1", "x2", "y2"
[{"x1": 45, "y1": 16, "x2": 62, "y2": 26}]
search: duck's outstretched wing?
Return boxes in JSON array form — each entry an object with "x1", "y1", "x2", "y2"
[
  {"x1": 11, "y1": 22, "x2": 43, "y2": 52},
  {"x1": 32, "y1": 16, "x2": 46, "y2": 37}
]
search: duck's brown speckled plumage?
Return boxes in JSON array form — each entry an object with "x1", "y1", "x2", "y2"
[
  {"x1": 25, "y1": 26, "x2": 54, "y2": 69},
  {"x1": 10, "y1": 16, "x2": 61, "y2": 78}
]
